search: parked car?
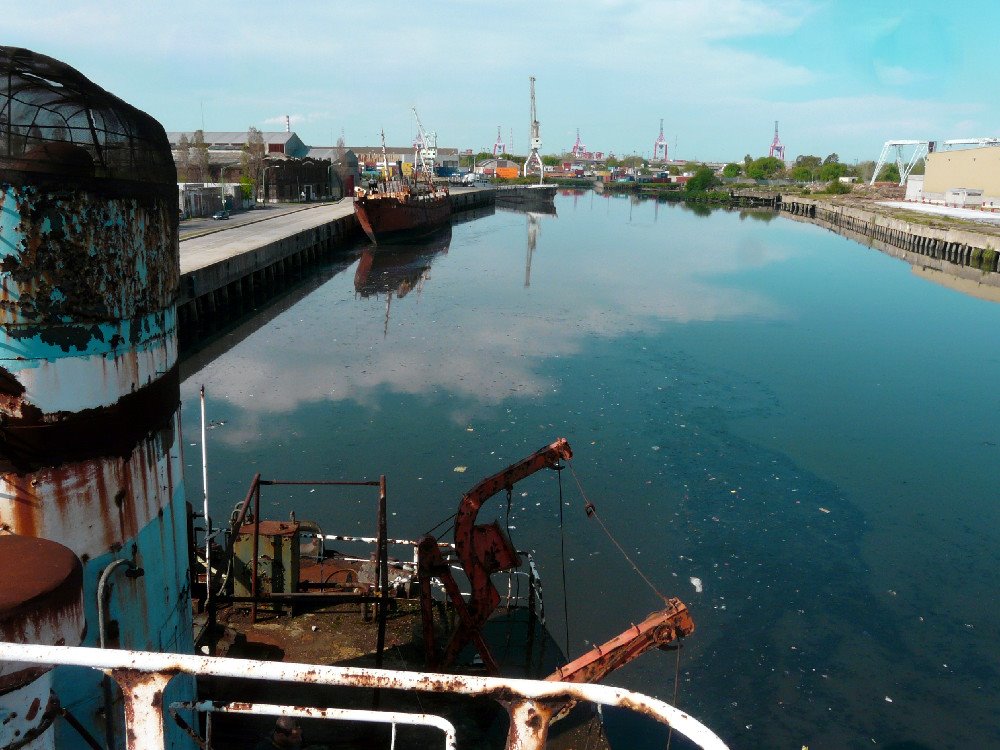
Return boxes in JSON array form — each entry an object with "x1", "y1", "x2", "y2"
[{"x1": 212, "y1": 210, "x2": 230, "y2": 220}]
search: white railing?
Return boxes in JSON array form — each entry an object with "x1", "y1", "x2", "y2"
[{"x1": 0, "y1": 642, "x2": 729, "y2": 750}]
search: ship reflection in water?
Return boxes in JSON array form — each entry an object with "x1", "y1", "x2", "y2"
[{"x1": 354, "y1": 226, "x2": 452, "y2": 335}]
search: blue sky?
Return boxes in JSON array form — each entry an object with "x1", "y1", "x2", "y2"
[{"x1": 6, "y1": 0, "x2": 996, "y2": 163}]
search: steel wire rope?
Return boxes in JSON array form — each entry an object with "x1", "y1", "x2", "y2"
[
  {"x1": 566, "y1": 462, "x2": 688, "y2": 743},
  {"x1": 665, "y1": 641, "x2": 683, "y2": 750},
  {"x1": 422, "y1": 511, "x2": 457, "y2": 539},
  {"x1": 556, "y1": 463, "x2": 571, "y2": 658},
  {"x1": 566, "y1": 462, "x2": 670, "y2": 604}
]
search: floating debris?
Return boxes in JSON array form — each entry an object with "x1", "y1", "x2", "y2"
[
  {"x1": 819, "y1": 507, "x2": 831, "y2": 514},
  {"x1": 690, "y1": 577, "x2": 703, "y2": 593},
  {"x1": 454, "y1": 466, "x2": 467, "y2": 473}
]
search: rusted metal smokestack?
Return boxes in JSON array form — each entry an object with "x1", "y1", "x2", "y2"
[{"x1": 0, "y1": 47, "x2": 195, "y2": 749}]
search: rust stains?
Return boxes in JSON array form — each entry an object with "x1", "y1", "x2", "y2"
[
  {"x1": 0, "y1": 418, "x2": 178, "y2": 559},
  {"x1": 0, "y1": 184, "x2": 178, "y2": 342},
  {"x1": 24, "y1": 697, "x2": 40, "y2": 722}
]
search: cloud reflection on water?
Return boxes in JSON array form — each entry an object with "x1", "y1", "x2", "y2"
[{"x1": 190, "y1": 200, "x2": 795, "y2": 437}]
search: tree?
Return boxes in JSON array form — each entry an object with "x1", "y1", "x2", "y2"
[
  {"x1": 794, "y1": 155, "x2": 822, "y2": 169},
  {"x1": 746, "y1": 156, "x2": 785, "y2": 180},
  {"x1": 819, "y1": 161, "x2": 848, "y2": 181},
  {"x1": 910, "y1": 157, "x2": 926, "y2": 175},
  {"x1": 192, "y1": 129, "x2": 210, "y2": 182},
  {"x1": 743, "y1": 154, "x2": 753, "y2": 168},
  {"x1": 686, "y1": 166, "x2": 719, "y2": 193},
  {"x1": 542, "y1": 155, "x2": 561, "y2": 167},
  {"x1": 853, "y1": 160, "x2": 877, "y2": 182},
  {"x1": 240, "y1": 127, "x2": 266, "y2": 199},
  {"x1": 876, "y1": 163, "x2": 901, "y2": 183},
  {"x1": 823, "y1": 153, "x2": 840, "y2": 165},
  {"x1": 790, "y1": 165, "x2": 813, "y2": 182},
  {"x1": 176, "y1": 134, "x2": 191, "y2": 182},
  {"x1": 722, "y1": 163, "x2": 742, "y2": 178}
]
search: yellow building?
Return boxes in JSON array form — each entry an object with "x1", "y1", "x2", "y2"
[{"x1": 923, "y1": 147, "x2": 1000, "y2": 205}]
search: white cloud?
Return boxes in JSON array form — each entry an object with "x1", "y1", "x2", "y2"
[{"x1": 873, "y1": 61, "x2": 922, "y2": 87}]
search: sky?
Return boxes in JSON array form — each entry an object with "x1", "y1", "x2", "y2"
[{"x1": 6, "y1": 0, "x2": 997, "y2": 163}]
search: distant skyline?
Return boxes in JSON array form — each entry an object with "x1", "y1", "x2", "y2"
[{"x1": 6, "y1": 0, "x2": 997, "y2": 164}]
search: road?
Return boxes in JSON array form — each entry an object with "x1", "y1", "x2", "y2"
[
  {"x1": 878, "y1": 200, "x2": 1000, "y2": 224},
  {"x1": 179, "y1": 201, "x2": 356, "y2": 275}
]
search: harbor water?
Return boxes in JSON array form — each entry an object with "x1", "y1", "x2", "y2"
[{"x1": 181, "y1": 191, "x2": 1000, "y2": 749}]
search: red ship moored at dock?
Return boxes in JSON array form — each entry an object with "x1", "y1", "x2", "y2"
[{"x1": 354, "y1": 178, "x2": 451, "y2": 244}]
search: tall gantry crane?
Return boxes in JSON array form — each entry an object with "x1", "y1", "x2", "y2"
[
  {"x1": 571, "y1": 129, "x2": 586, "y2": 159},
  {"x1": 769, "y1": 120, "x2": 785, "y2": 160},
  {"x1": 653, "y1": 118, "x2": 668, "y2": 161},
  {"x1": 522, "y1": 76, "x2": 544, "y2": 182},
  {"x1": 411, "y1": 107, "x2": 437, "y2": 177}
]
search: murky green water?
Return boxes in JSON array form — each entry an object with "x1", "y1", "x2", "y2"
[{"x1": 181, "y1": 192, "x2": 1000, "y2": 749}]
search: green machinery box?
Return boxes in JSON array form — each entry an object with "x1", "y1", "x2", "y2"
[{"x1": 232, "y1": 520, "x2": 300, "y2": 597}]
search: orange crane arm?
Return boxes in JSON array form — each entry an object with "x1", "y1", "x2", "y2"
[{"x1": 546, "y1": 598, "x2": 694, "y2": 684}]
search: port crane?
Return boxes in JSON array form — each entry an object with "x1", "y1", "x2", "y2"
[
  {"x1": 492, "y1": 125, "x2": 506, "y2": 157},
  {"x1": 769, "y1": 120, "x2": 785, "y2": 160},
  {"x1": 522, "y1": 76, "x2": 544, "y2": 182},
  {"x1": 653, "y1": 118, "x2": 668, "y2": 161},
  {"x1": 411, "y1": 107, "x2": 437, "y2": 178}
]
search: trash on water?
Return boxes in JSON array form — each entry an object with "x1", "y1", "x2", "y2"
[{"x1": 454, "y1": 466, "x2": 467, "y2": 473}]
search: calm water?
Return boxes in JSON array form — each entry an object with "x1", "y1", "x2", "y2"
[{"x1": 181, "y1": 193, "x2": 1000, "y2": 749}]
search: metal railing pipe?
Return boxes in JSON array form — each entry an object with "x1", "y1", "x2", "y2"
[{"x1": 0, "y1": 642, "x2": 729, "y2": 750}]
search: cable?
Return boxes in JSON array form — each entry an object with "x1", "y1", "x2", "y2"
[
  {"x1": 567, "y1": 462, "x2": 670, "y2": 604},
  {"x1": 666, "y1": 642, "x2": 683, "y2": 750},
  {"x1": 422, "y1": 511, "x2": 457, "y2": 539},
  {"x1": 557, "y1": 463, "x2": 571, "y2": 657}
]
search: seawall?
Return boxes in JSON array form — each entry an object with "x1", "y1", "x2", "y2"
[{"x1": 777, "y1": 195, "x2": 1000, "y2": 285}]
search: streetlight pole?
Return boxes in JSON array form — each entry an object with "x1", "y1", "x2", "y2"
[{"x1": 260, "y1": 164, "x2": 274, "y2": 205}]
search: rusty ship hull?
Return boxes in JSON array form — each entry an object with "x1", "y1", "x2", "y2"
[{"x1": 354, "y1": 191, "x2": 451, "y2": 244}]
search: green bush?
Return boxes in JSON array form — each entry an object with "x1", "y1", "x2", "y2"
[
  {"x1": 980, "y1": 247, "x2": 997, "y2": 272},
  {"x1": 822, "y1": 180, "x2": 851, "y2": 194},
  {"x1": 685, "y1": 167, "x2": 720, "y2": 193}
]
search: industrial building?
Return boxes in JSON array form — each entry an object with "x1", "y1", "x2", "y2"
[{"x1": 921, "y1": 145, "x2": 1000, "y2": 208}]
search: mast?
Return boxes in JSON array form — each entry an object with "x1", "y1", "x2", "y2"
[
  {"x1": 379, "y1": 129, "x2": 390, "y2": 187},
  {"x1": 411, "y1": 107, "x2": 438, "y2": 188}
]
